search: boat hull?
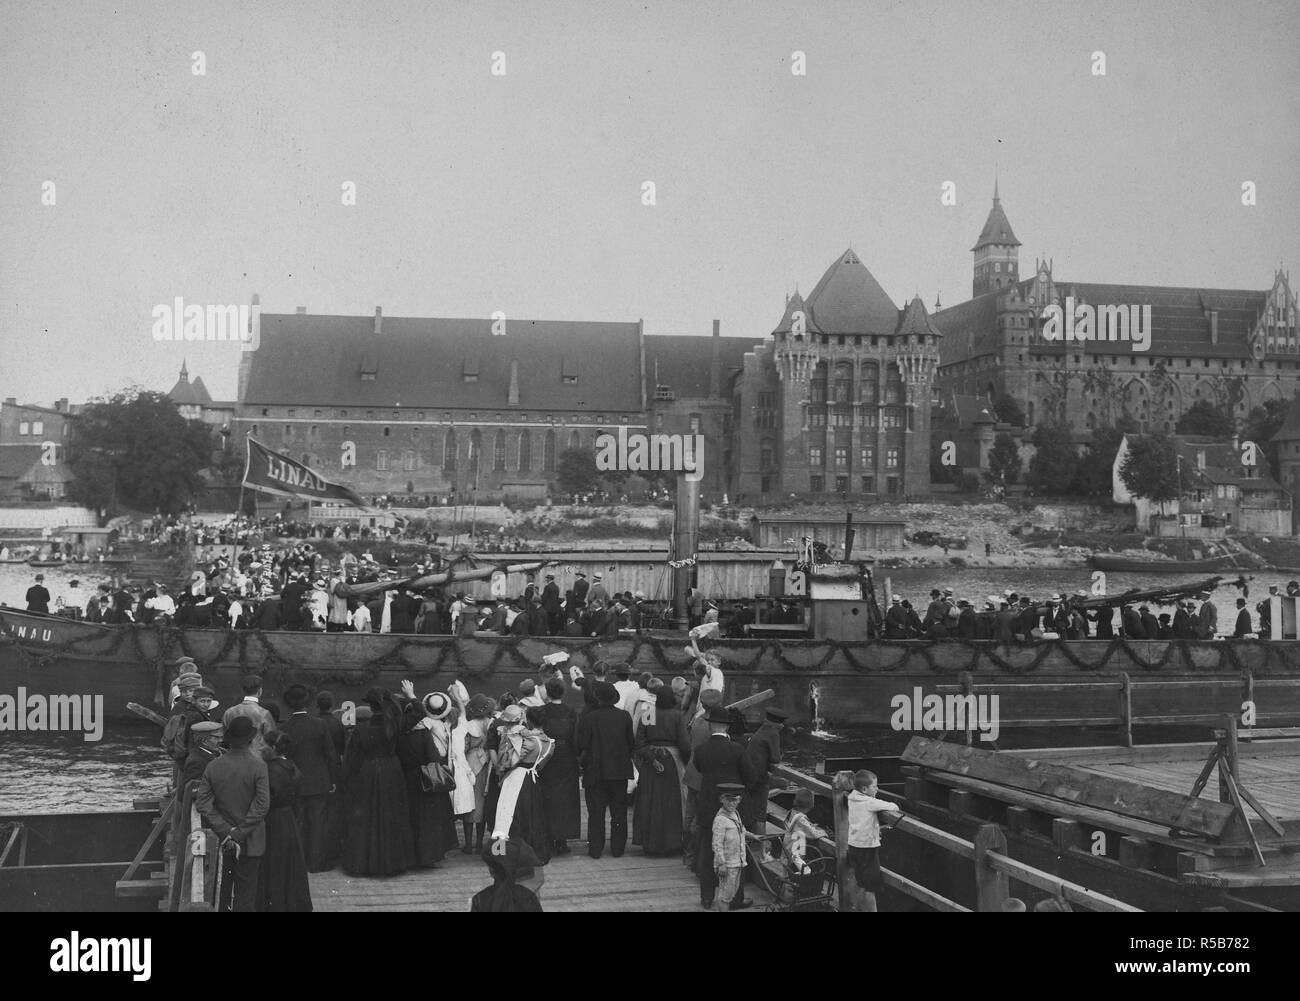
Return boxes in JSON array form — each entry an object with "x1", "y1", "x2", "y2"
[
  {"x1": 4, "y1": 606, "x2": 1299, "y2": 727},
  {"x1": 1089, "y1": 555, "x2": 1245, "y2": 573}
]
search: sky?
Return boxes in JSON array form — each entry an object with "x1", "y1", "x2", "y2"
[{"x1": 1, "y1": 0, "x2": 1297, "y2": 406}]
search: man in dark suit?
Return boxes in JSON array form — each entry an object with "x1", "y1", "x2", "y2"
[
  {"x1": 280, "y1": 573, "x2": 308, "y2": 630},
  {"x1": 693, "y1": 706, "x2": 759, "y2": 910},
  {"x1": 745, "y1": 707, "x2": 787, "y2": 836},
  {"x1": 541, "y1": 574, "x2": 562, "y2": 634},
  {"x1": 25, "y1": 574, "x2": 51, "y2": 614},
  {"x1": 281, "y1": 683, "x2": 341, "y2": 871},
  {"x1": 574, "y1": 681, "x2": 635, "y2": 859},
  {"x1": 1233, "y1": 598, "x2": 1253, "y2": 638},
  {"x1": 194, "y1": 715, "x2": 269, "y2": 912},
  {"x1": 572, "y1": 572, "x2": 590, "y2": 609}
]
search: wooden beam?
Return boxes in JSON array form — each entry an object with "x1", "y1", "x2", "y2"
[
  {"x1": 117, "y1": 796, "x2": 174, "y2": 890},
  {"x1": 901, "y1": 737, "x2": 1236, "y2": 837},
  {"x1": 881, "y1": 868, "x2": 971, "y2": 913},
  {"x1": 984, "y1": 853, "x2": 1142, "y2": 912},
  {"x1": 949, "y1": 790, "x2": 975, "y2": 816},
  {"x1": 725, "y1": 689, "x2": 774, "y2": 713},
  {"x1": 1052, "y1": 818, "x2": 1085, "y2": 854},
  {"x1": 973, "y1": 824, "x2": 1008, "y2": 912},
  {"x1": 1120, "y1": 672, "x2": 1133, "y2": 748},
  {"x1": 1219, "y1": 765, "x2": 1267, "y2": 867},
  {"x1": 1005, "y1": 806, "x2": 1033, "y2": 835},
  {"x1": 1119, "y1": 836, "x2": 1152, "y2": 870}
]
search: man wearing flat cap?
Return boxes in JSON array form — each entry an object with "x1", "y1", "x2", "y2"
[
  {"x1": 182, "y1": 720, "x2": 225, "y2": 786},
  {"x1": 746, "y1": 706, "x2": 790, "y2": 837},
  {"x1": 692, "y1": 705, "x2": 758, "y2": 910},
  {"x1": 195, "y1": 715, "x2": 269, "y2": 912}
]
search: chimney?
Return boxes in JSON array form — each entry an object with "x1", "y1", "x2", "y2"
[
  {"x1": 3, "y1": 397, "x2": 14, "y2": 407},
  {"x1": 1209, "y1": 310, "x2": 1219, "y2": 344},
  {"x1": 55, "y1": 398, "x2": 67, "y2": 412},
  {"x1": 708, "y1": 319, "x2": 721, "y2": 398},
  {"x1": 296, "y1": 306, "x2": 307, "y2": 314},
  {"x1": 374, "y1": 306, "x2": 383, "y2": 336},
  {"x1": 508, "y1": 360, "x2": 520, "y2": 405}
]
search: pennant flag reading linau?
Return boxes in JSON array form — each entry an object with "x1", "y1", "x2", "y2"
[{"x1": 242, "y1": 437, "x2": 367, "y2": 507}]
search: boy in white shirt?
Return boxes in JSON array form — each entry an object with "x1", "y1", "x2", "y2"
[{"x1": 846, "y1": 769, "x2": 900, "y2": 912}]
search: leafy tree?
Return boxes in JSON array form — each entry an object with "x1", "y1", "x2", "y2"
[
  {"x1": 212, "y1": 439, "x2": 245, "y2": 484},
  {"x1": 992, "y1": 393, "x2": 1026, "y2": 427},
  {"x1": 986, "y1": 432, "x2": 1021, "y2": 485},
  {"x1": 1242, "y1": 398, "x2": 1291, "y2": 480},
  {"x1": 1119, "y1": 434, "x2": 1181, "y2": 514},
  {"x1": 1175, "y1": 400, "x2": 1234, "y2": 437},
  {"x1": 556, "y1": 448, "x2": 600, "y2": 495},
  {"x1": 1071, "y1": 420, "x2": 1137, "y2": 496},
  {"x1": 67, "y1": 389, "x2": 213, "y2": 515},
  {"x1": 1027, "y1": 423, "x2": 1079, "y2": 494}
]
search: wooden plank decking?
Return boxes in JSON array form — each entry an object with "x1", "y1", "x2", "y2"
[{"x1": 310, "y1": 799, "x2": 775, "y2": 912}]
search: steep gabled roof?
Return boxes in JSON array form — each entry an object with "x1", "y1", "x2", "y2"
[
  {"x1": 801, "y1": 249, "x2": 901, "y2": 336},
  {"x1": 895, "y1": 295, "x2": 944, "y2": 340},
  {"x1": 1271, "y1": 393, "x2": 1300, "y2": 444}
]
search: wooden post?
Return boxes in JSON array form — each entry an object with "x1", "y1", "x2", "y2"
[
  {"x1": 1241, "y1": 669, "x2": 1255, "y2": 728},
  {"x1": 973, "y1": 824, "x2": 1009, "y2": 912},
  {"x1": 1218, "y1": 714, "x2": 1236, "y2": 804},
  {"x1": 831, "y1": 770, "x2": 853, "y2": 912},
  {"x1": 960, "y1": 671, "x2": 974, "y2": 746},
  {"x1": 1119, "y1": 672, "x2": 1133, "y2": 748}
]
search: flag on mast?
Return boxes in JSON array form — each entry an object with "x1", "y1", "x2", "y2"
[{"x1": 241, "y1": 436, "x2": 367, "y2": 507}]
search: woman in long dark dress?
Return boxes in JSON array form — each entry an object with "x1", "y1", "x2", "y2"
[
  {"x1": 343, "y1": 688, "x2": 414, "y2": 876},
  {"x1": 470, "y1": 839, "x2": 544, "y2": 912},
  {"x1": 396, "y1": 692, "x2": 458, "y2": 867},
  {"x1": 632, "y1": 686, "x2": 692, "y2": 856},
  {"x1": 258, "y1": 731, "x2": 313, "y2": 912},
  {"x1": 536, "y1": 677, "x2": 581, "y2": 855}
]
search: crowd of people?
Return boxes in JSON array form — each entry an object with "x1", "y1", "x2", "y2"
[
  {"x1": 880, "y1": 582, "x2": 1300, "y2": 641},
  {"x1": 158, "y1": 635, "x2": 890, "y2": 912}
]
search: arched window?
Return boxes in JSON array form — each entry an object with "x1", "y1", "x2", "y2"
[
  {"x1": 443, "y1": 430, "x2": 457, "y2": 471},
  {"x1": 469, "y1": 429, "x2": 482, "y2": 473},
  {"x1": 376, "y1": 449, "x2": 388, "y2": 471},
  {"x1": 544, "y1": 430, "x2": 557, "y2": 471},
  {"x1": 493, "y1": 430, "x2": 506, "y2": 471},
  {"x1": 519, "y1": 431, "x2": 532, "y2": 471},
  {"x1": 885, "y1": 365, "x2": 903, "y2": 405},
  {"x1": 568, "y1": 430, "x2": 580, "y2": 451},
  {"x1": 760, "y1": 441, "x2": 774, "y2": 471},
  {"x1": 833, "y1": 362, "x2": 854, "y2": 403},
  {"x1": 403, "y1": 450, "x2": 416, "y2": 472},
  {"x1": 860, "y1": 363, "x2": 878, "y2": 403}
]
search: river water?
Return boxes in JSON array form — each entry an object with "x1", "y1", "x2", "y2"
[{"x1": 0, "y1": 561, "x2": 1268, "y2": 813}]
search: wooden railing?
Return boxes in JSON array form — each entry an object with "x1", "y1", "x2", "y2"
[{"x1": 769, "y1": 764, "x2": 1142, "y2": 912}]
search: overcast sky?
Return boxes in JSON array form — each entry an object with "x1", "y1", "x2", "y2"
[{"x1": 2, "y1": 0, "x2": 1297, "y2": 406}]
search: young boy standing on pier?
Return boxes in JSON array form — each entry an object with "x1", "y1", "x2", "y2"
[
  {"x1": 846, "y1": 770, "x2": 900, "y2": 913},
  {"x1": 711, "y1": 784, "x2": 750, "y2": 912}
]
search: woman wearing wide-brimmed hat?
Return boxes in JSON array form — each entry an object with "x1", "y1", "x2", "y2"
[{"x1": 395, "y1": 691, "x2": 458, "y2": 867}]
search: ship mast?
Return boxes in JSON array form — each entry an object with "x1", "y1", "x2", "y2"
[{"x1": 671, "y1": 474, "x2": 700, "y2": 630}]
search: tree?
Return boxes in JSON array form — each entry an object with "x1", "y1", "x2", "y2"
[
  {"x1": 67, "y1": 389, "x2": 213, "y2": 516},
  {"x1": 1027, "y1": 423, "x2": 1079, "y2": 494},
  {"x1": 1119, "y1": 434, "x2": 1181, "y2": 514},
  {"x1": 986, "y1": 432, "x2": 1021, "y2": 485},
  {"x1": 992, "y1": 393, "x2": 1026, "y2": 427},
  {"x1": 1242, "y1": 398, "x2": 1291, "y2": 480},
  {"x1": 1175, "y1": 400, "x2": 1234, "y2": 437},
  {"x1": 556, "y1": 448, "x2": 600, "y2": 495},
  {"x1": 1071, "y1": 420, "x2": 1137, "y2": 497}
]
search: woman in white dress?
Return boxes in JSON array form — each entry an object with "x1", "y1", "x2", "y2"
[{"x1": 448, "y1": 682, "x2": 495, "y2": 854}]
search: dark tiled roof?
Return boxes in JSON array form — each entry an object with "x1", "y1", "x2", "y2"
[
  {"x1": 241, "y1": 313, "x2": 645, "y2": 411},
  {"x1": 770, "y1": 292, "x2": 807, "y2": 336},
  {"x1": 937, "y1": 279, "x2": 1270, "y2": 367},
  {"x1": 168, "y1": 375, "x2": 213, "y2": 405},
  {"x1": 644, "y1": 335, "x2": 762, "y2": 401},
  {"x1": 800, "y1": 249, "x2": 901, "y2": 336},
  {"x1": 1170, "y1": 436, "x2": 1282, "y2": 491},
  {"x1": 0, "y1": 445, "x2": 42, "y2": 480},
  {"x1": 972, "y1": 197, "x2": 1021, "y2": 250},
  {"x1": 896, "y1": 296, "x2": 944, "y2": 340}
]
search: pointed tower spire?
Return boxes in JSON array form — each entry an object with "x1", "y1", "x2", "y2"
[{"x1": 179, "y1": 358, "x2": 189, "y2": 383}]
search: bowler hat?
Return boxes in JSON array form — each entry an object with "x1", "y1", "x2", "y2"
[
  {"x1": 283, "y1": 683, "x2": 310, "y2": 709},
  {"x1": 706, "y1": 706, "x2": 732, "y2": 724}
]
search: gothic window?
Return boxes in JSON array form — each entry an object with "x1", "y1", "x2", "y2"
[
  {"x1": 809, "y1": 410, "x2": 827, "y2": 428},
  {"x1": 519, "y1": 431, "x2": 532, "y2": 471},
  {"x1": 834, "y1": 446, "x2": 848, "y2": 468},
  {"x1": 760, "y1": 441, "x2": 774, "y2": 471},
  {"x1": 833, "y1": 362, "x2": 853, "y2": 403},
  {"x1": 861, "y1": 410, "x2": 878, "y2": 429},
  {"x1": 544, "y1": 430, "x2": 556, "y2": 471},
  {"x1": 469, "y1": 429, "x2": 482, "y2": 473},
  {"x1": 493, "y1": 430, "x2": 506, "y2": 471},
  {"x1": 886, "y1": 448, "x2": 899, "y2": 469},
  {"x1": 403, "y1": 450, "x2": 417, "y2": 472},
  {"x1": 885, "y1": 366, "x2": 903, "y2": 405},
  {"x1": 882, "y1": 408, "x2": 901, "y2": 429},
  {"x1": 860, "y1": 446, "x2": 875, "y2": 469},
  {"x1": 377, "y1": 449, "x2": 388, "y2": 471},
  {"x1": 443, "y1": 430, "x2": 457, "y2": 471},
  {"x1": 809, "y1": 446, "x2": 824, "y2": 467},
  {"x1": 568, "y1": 430, "x2": 580, "y2": 451},
  {"x1": 831, "y1": 406, "x2": 853, "y2": 427},
  {"x1": 860, "y1": 363, "x2": 878, "y2": 402}
]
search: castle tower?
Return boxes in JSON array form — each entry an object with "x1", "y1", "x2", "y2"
[{"x1": 972, "y1": 180, "x2": 1022, "y2": 297}]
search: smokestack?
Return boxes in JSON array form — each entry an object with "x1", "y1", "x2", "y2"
[
  {"x1": 374, "y1": 306, "x2": 383, "y2": 336},
  {"x1": 709, "y1": 319, "x2": 721, "y2": 398},
  {"x1": 508, "y1": 360, "x2": 520, "y2": 405}
]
